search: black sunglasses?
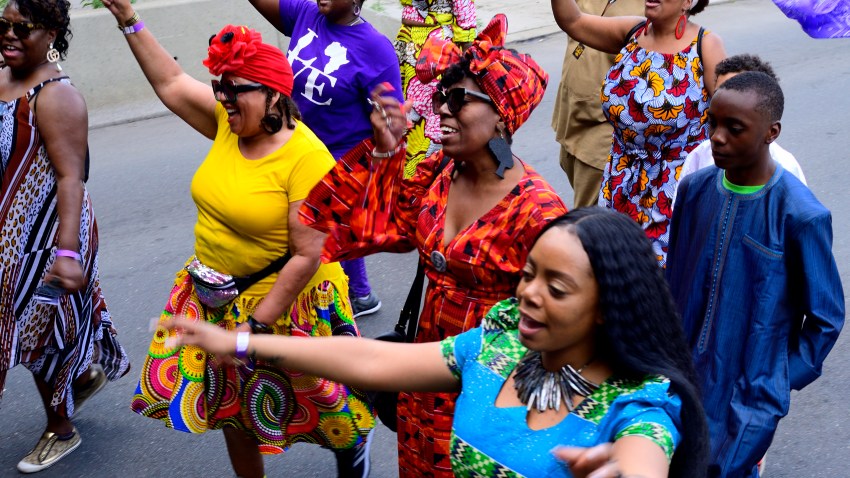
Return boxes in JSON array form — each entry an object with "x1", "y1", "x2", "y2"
[
  {"x1": 0, "y1": 18, "x2": 45, "y2": 39},
  {"x1": 211, "y1": 79, "x2": 265, "y2": 103},
  {"x1": 432, "y1": 88, "x2": 492, "y2": 115}
]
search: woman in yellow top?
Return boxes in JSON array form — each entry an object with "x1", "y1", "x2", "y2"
[{"x1": 102, "y1": 1, "x2": 374, "y2": 477}]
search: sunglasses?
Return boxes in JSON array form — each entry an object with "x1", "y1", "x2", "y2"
[
  {"x1": 0, "y1": 18, "x2": 45, "y2": 39},
  {"x1": 432, "y1": 88, "x2": 492, "y2": 115},
  {"x1": 211, "y1": 79, "x2": 265, "y2": 103}
]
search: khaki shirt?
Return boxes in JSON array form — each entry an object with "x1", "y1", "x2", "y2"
[{"x1": 551, "y1": 0, "x2": 645, "y2": 168}]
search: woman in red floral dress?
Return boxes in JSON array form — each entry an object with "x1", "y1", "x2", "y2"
[{"x1": 301, "y1": 15, "x2": 566, "y2": 478}]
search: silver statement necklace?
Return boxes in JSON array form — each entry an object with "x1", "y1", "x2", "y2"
[{"x1": 513, "y1": 351, "x2": 600, "y2": 413}]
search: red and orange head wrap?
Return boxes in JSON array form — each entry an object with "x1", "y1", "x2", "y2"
[
  {"x1": 415, "y1": 14, "x2": 548, "y2": 134},
  {"x1": 203, "y1": 25, "x2": 294, "y2": 97}
]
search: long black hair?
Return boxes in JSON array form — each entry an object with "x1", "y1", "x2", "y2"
[
  {"x1": 537, "y1": 207, "x2": 708, "y2": 478},
  {"x1": 13, "y1": 0, "x2": 72, "y2": 60}
]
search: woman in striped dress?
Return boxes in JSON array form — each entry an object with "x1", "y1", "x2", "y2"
[{"x1": 0, "y1": 0, "x2": 130, "y2": 473}]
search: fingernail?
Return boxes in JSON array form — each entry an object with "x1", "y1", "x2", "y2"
[{"x1": 381, "y1": 82, "x2": 395, "y2": 91}]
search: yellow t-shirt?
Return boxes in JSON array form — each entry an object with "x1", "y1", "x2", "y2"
[{"x1": 190, "y1": 104, "x2": 343, "y2": 296}]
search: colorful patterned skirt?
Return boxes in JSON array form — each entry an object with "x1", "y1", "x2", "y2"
[
  {"x1": 131, "y1": 270, "x2": 374, "y2": 453},
  {"x1": 395, "y1": 23, "x2": 450, "y2": 178}
]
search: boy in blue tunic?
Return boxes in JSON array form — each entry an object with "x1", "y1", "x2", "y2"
[{"x1": 666, "y1": 72, "x2": 845, "y2": 477}]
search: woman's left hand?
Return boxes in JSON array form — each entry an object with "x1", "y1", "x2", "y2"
[
  {"x1": 44, "y1": 256, "x2": 85, "y2": 293},
  {"x1": 369, "y1": 83, "x2": 409, "y2": 154}
]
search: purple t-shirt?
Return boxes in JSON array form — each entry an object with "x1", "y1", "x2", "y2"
[{"x1": 279, "y1": 0, "x2": 403, "y2": 159}]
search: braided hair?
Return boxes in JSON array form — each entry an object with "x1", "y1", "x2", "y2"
[
  {"x1": 537, "y1": 208, "x2": 708, "y2": 478},
  {"x1": 261, "y1": 88, "x2": 301, "y2": 134}
]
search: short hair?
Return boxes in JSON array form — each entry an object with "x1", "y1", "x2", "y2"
[
  {"x1": 717, "y1": 71, "x2": 784, "y2": 123},
  {"x1": 14, "y1": 0, "x2": 72, "y2": 60},
  {"x1": 716, "y1": 54, "x2": 779, "y2": 82},
  {"x1": 689, "y1": 0, "x2": 709, "y2": 15},
  {"x1": 535, "y1": 208, "x2": 708, "y2": 478}
]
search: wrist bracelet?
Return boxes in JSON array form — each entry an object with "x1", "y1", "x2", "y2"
[
  {"x1": 235, "y1": 331, "x2": 250, "y2": 359},
  {"x1": 122, "y1": 21, "x2": 145, "y2": 35},
  {"x1": 56, "y1": 249, "x2": 81, "y2": 261},
  {"x1": 371, "y1": 143, "x2": 402, "y2": 159},
  {"x1": 118, "y1": 11, "x2": 140, "y2": 28},
  {"x1": 247, "y1": 315, "x2": 272, "y2": 334}
]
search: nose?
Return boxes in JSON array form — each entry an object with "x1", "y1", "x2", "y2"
[
  {"x1": 710, "y1": 126, "x2": 726, "y2": 146},
  {"x1": 518, "y1": 277, "x2": 542, "y2": 309}
]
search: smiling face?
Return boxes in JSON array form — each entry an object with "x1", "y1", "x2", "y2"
[
  {"x1": 216, "y1": 73, "x2": 277, "y2": 139},
  {"x1": 516, "y1": 227, "x2": 602, "y2": 370},
  {"x1": 708, "y1": 88, "x2": 778, "y2": 179},
  {"x1": 438, "y1": 76, "x2": 502, "y2": 159},
  {"x1": 0, "y1": 2, "x2": 56, "y2": 72}
]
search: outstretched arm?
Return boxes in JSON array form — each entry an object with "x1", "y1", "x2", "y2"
[
  {"x1": 247, "y1": 0, "x2": 285, "y2": 31},
  {"x1": 554, "y1": 438, "x2": 670, "y2": 478},
  {"x1": 102, "y1": 0, "x2": 217, "y2": 139},
  {"x1": 164, "y1": 317, "x2": 460, "y2": 393},
  {"x1": 551, "y1": 0, "x2": 644, "y2": 54}
]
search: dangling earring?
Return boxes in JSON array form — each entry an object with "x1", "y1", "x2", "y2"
[
  {"x1": 674, "y1": 13, "x2": 687, "y2": 40},
  {"x1": 353, "y1": 1, "x2": 361, "y2": 16},
  {"x1": 46, "y1": 42, "x2": 62, "y2": 71},
  {"x1": 487, "y1": 130, "x2": 514, "y2": 179}
]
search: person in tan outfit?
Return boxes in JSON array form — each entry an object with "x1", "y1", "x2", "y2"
[{"x1": 551, "y1": 0, "x2": 644, "y2": 208}]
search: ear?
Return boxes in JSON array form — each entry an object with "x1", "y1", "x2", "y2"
[
  {"x1": 494, "y1": 120, "x2": 507, "y2": 137},
  {"x1": 765, "y1": 120, "x2": 781, "y2": 144},
  {"x1": 47, "y1": 29, "x2": 58, "y2": 45}
]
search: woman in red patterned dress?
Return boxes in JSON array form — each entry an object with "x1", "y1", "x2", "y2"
[{"x1": 301, "y1": 15, "x2": 566, "y2": 478}]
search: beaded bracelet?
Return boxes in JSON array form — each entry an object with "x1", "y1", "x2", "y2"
[{"x1": 371, "y1": 143, "x2": 403, "y2": 159}]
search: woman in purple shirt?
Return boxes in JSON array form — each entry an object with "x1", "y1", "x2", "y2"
[{"x1": 249, "y1": 0, "x2": 404, "y2": 321}]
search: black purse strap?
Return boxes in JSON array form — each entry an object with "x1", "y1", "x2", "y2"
[
  {"x1": 233, "y1": 252, "x2": 291, "y2": 292},
  {"x1": 395, "y1": 259, "x2": 426, "y2": 343}
]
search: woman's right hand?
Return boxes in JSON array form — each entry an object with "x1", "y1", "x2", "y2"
[
  {"x1": 369, "y1": 83, "x2": 409, "y2": 154},
  {"x1": 101, "y1": 0, "x2": 135, "y2": 24},
  {"x1": 163, "y1": 316, "x2": 239, "y2": 357}
]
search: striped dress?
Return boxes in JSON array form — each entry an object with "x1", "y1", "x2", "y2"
[{"x1": 0, "y1": 77, "x2": 129, "y2": 416}]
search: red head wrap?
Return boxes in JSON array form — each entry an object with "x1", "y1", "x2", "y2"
[
  {"x1": 203, "y1": 25, "x2": 294, "y2": 97},
  {"x1": 414, "y1": 14, "x2": 548, "y2": 134}
]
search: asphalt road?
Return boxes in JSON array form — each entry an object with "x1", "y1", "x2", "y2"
[{"x1": 1, "y1": 0, "x2": 848, "y2": 476}]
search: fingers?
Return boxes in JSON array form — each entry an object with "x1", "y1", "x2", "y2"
[{"x1": 553, "y1": 443, "x2": 614, "y2": 478}]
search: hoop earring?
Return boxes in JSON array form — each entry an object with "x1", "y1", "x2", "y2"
[
  {"x1": 261, "y1": 114, "x2": 283, "y2": 134},
  {"x1": 353, "y1": 1, "x2": 361, "y2": 16},
  {"x1": 674, "y1": 14, "x2": 687, "y2": 40},
  {"x1": 46, "y1": 42, "x2": 62, "y2": 70}
]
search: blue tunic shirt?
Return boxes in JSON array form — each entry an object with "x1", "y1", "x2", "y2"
[
  {"x1": 441, "y1": 299, "x2": 683, "y2": 477},
  {"x1": 667, "y1": 165, "x2": 845, "y2": 477}
]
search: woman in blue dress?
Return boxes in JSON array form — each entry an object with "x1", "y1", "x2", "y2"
[{"x1": 161, "y1": 207, "x2": 708, "y2": 477}]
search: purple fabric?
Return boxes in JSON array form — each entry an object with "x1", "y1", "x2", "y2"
[
  {"x1": 342, "y1": 258, "x2": 371, "y2": 298},
  {"x1": 772, "y1": 0, "x2": 850, "y2": 38},
  {"x1": 278, "y1": 0, "x2": 404, "y2": 158}
]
